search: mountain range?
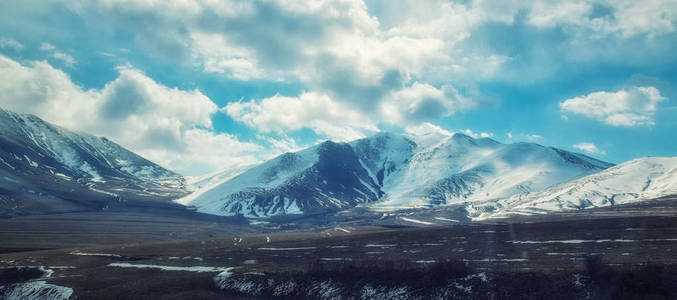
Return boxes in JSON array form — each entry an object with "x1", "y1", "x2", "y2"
[
  {"x1": 1, "y1": 108, "x2": 675, "y2": 222},
  {"x1": 0, "y1": 108, "x2": 187, "y2": 217},
  {"x1": 469, "y1": 156, "x2": 677, "y2": 220},
  {"x1": 182, "y1": 131, "x2": 618, "y2": 218}
]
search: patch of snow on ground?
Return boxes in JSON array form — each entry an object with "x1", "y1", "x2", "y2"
[
  {"x1": 434, "y1": 217, "x2": 459, "y2": 222},
  {"x1": 308, "y1": 280, "x2": 342, "y2": 299},
  {"x1": 423, "y1": 243, "x2": 444, "y2": 246},
  {"x1": 2, "y1": 281, "x2": 73, "y2": 300},
  {"x1": 507, "y1": 239, "x2": 639, "y2": 244},
  {"x1": 364, "y1": 244, "x2": 397, "y2": 248},
  {"x1": 69, "y1": 251, "x2": 121, "y2": 258},
  {"x1": 320, "y1": 258, "x2": 353, "y2": 261},
  {"x1": 214, "y1": 271, "x2": 265, "y2": 295},
  {"x1": 466, "y1": 258, "x2": 528, "y2": 262},
  {"x1": 272, "y1": 280, "x2": 298, "y2": 296},
  {"x1": 257, "y1": 247, "x2": 317, "y2": 251},
  {"x1": 416, "y1": 260, "x2": 437, "y2": 264},
  {"x1": 360, "y1": 284, "x2": 409, "y2": 300},
  {"x1": 107, "y1": 263, "x2": 232, "y2": 273},
  {"x1": 400, "y1": 217, "x2": 435, "y2": 225}
]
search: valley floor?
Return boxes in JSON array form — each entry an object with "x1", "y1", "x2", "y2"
[{"x1": 1, "y1": 198, "x2": 677, "y2": 299}]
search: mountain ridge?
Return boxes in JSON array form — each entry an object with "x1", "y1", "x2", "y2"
[
  {"x1": 469, "y1": 156, "x2": 677, "y2": 220},
  {"x1": 0, "y1": 108, "x2": 188, "y2": 216},
  {"x1": 183, "y1": 131, "x2": 613, "y2": 218}
]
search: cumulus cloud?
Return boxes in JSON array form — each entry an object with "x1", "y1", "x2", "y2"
[
  {"x1": 524, "y1": 134, "x2": 543, "y2": 141},
  {"x1": 573, "y1": 142, "x2": 606, "y2": 155},
  {"x1": 525, "y1": 0, "x2": 677, "y2": 38},
  {"x1": 527, "y1": 1, "x2": 592, "y2": 28},
  {"x1": 38, "y1": 42, "x2": 77, "y2": 67},
  {"x1": 46, "y1": 0, "x2": 675, "y2": 139},
  {"x1": 599, "y1": 0, "x2": 677, "y2": 38},
  {"x1": 404, "y1": 122, "x2": 453, "y2": 137},
  {"x1": 505, "y1": 132, "x2": 544, "y2": 142},
  {"x1": 39, "y1": 42, "x2": 55, "y2": 51},
  {"x1": 461, "y1": 129, "x2": 493, "y2": 139},
  {"x1": 61, "y1": 0, "x2": 482, "y2": 121},
  {"x1": 189, "y1": 31, "x2": 265, "y2": 81},
  {"x1": 380, "y1": 82, "x2": 474, "y2": 124},
  {"x1": 3, "y1": 0, "x2": 673, "y2": 167},
  {"x1": 224, "y1": 81, "x2": 474, "y2": 141},
  {"x1": 223, "y1": 92, "x2": 378, "y2": 142},
  {"x1": 51, "y1": 52, "x2": 76, "y2": 67},
  {"x1": 0, "y1": 55, "x2": 262, "y2": 175},
  {"x1": 560, "y1": 86, "x2": 666, "y2": 127},
  {"x1": 0, "y1": 37, "x2": 23, "y2": 50}
]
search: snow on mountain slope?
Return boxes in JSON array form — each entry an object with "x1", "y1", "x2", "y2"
[
  {"x1": 469, "y1": 157, "x2": 677, "y2": 219},
  {"x1": 176, "y1": 163, "x2": 258, "y2": 206},
  {"x1": 177, "y1": 147, "x2": 319, "y2": 214},
  {"x1": 185, "y1": 131, "x2": 612, "y2": 218},
  {"x1": 0, "y1": 109, "x2": 182, "y2": 183},
  {"x1": 187, "y1": 140, "x2": 384, "y2": 217},
  {"x1": 372, "y1": 134, "x2": 612, "y2": 210},
  {"x1": 350, "y1": 132, "x2": 417, "y2": 189},
  {"x1": 0, "y1": 108, "x2": 187, "y2": 215}
]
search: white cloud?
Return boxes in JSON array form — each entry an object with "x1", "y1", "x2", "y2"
[
  {"x1": 380, "y1": 82, "x2": 473, "y2": 124},
  {"x1": 65, "y1": 0, "x2": 486, "y2": 123},
  {"x1": 11, "y1": 0, "x2": 672, "y2": 155},
  {"x1": 0, "y1": 55, "x2": 94, "y2": 129},
  {"x1": 523, "y1": 134, "x2": 543, "y2": 141},
  {"x1": 405, "y1": 123, "x2": 495, "y2": 142},
  {"x1": 573, "y1": 142, "x2": 606, "y2": 155},
  {"x1": 223, "y1": 92, "x2": 378, "y2": 142},
  {"x1": 55, "y1": 0, "x2": 677, "y2": 140},
  {"x1": 503, "y1": 132, "x2": 545, "y2": 143},
  {"x1": 404, "y1": 122, "x2": 453, "y2": 137},
  {"x1": 51, "y1": 52, "x2": 76, "y2": 67},
  {"x1": 224, "y1": 81, "x2": 474, "y2": 142},
  {"x1": 0, "y1": 37, "x2": 24, "y2": 50},
  {"x1": 39, "y1": 42, "x2": 76, "y2": 67},
  {"x1": 40, "y1": 42, "x2": 55, "y2": 51},
  {"x1": 560, "y1": 86, "x2": 666, "y2": 127},
  {"x1": 0, "y1": 55, "x2": 262, "y2": 175},
  {"x1": 524, "y1": 0, "x2": 677, "y2": 38},
  {"x1": 257, "y1": 134, "x2": 304, "y2": 155},
  {"x1": 528, "y1": 1, "x2": 592, "y2": 29},
  {"x1": 601, "y1": 0, "x2": 677, "y2": 38},
  {"x1": 460, "y1": 129, "x2": 493, "y2": 139},
  {"x1": 189, "y1": 31, "x2": 265, "y2": 81}
]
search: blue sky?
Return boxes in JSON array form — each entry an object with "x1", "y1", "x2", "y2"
[{"x1": 0, "y1": 0, "x2": 675, "y2": 175}]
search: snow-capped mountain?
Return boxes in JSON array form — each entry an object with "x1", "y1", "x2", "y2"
[
  {"x1": 182, "y1": 140, "x2": 388, "y2": 218},
  {"x1": 0, "y1": 108, "x2": 187, "y2": 216},
  {"x1": 374, "y1": 132, "x2": 611, "y2": 210},
  {"x1": 469, "y1": 156, "x2": 677, "y2": 220},
  {"x1": 184, "y1": 131, "x2": 612, "y2": 218}
]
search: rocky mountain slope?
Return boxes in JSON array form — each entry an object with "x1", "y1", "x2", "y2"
[
  {"x1": 468, "y1": 156, "x2": 677, "y2": 220},
  {"x1": 184, "y1": 132, "x2": 612, "y2": 218},
  {"x1": 0, "y1": 108, "x2": 187, "y2": 216}
]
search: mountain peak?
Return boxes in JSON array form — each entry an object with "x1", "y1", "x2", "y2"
[
  {"x1": 0, "y1": 107, "x2": 189, "y2": 217},
  {"x1": 185, "y1": 127, "x2": 613, "y2": 218},
  {"x1": 472, "y1": 156, "x2": 677, "y2": 220}
]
